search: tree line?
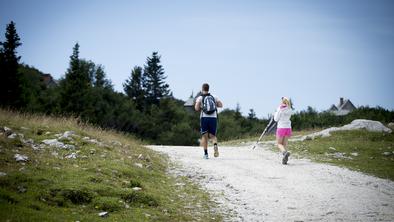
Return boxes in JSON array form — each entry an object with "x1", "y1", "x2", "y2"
[{"x1": 1, "y1": 21, "x2": 393, "y2": 145}]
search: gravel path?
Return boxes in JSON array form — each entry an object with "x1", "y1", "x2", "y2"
[{"x1": 148, "y1": 144, "x2": 394, "y2": 221}]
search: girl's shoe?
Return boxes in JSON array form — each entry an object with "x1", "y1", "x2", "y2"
[{"x1": 282, "y1": 151, "x2": 290, "y2": 165}]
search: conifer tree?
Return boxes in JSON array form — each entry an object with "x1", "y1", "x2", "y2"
[
  {"x1": 124, "y1": 66, "x2": 145, "y2": 109},
  {"x1": 248, "y1": 109, "x2": 257, "y2": 120},
  {"x1": 143, "y1": 52, "x2": 170, "y2": 104},
  {"x1": 235, "y1": 103, "x2": 242, "y2": 120},
  {"x1": 95, "y1": 65, "x2": 112, "y2": 89},
  {"x1": 0, "y1": 21, "x2": 22, "y2": 108},
  {"x1": 59, "y1": 43, "x2": 91, "y2": 114}
]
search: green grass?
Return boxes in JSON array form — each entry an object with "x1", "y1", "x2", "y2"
[
  {"x1": 225, "y1": 129, "x2": 394, "y2": 181},
  {"x1": 288, "y1": 130, "x2": 394, "y2": 181},
  {"x1": 0, "y1": 109, "x2": 223, "y2": 221}
]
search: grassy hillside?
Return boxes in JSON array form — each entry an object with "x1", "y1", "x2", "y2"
[{"x1": 0, "y1": 109, "x2": 222, "y2": 221}]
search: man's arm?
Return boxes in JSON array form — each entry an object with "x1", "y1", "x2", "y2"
[
  {"x1": 216, "y1": 99, "x2": 223, "y2": 108},
  {"x1": 195, "y1": 97, "x2": 201, "y2": 111}
]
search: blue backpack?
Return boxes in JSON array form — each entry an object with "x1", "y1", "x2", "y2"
[{"x1": 202, "y1": 94, "x2": 217, "y2": 115}]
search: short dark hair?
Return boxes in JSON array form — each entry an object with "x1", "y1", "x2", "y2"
[{"x1": 202, "y1": 83, "x2": 209, "y2": 92}]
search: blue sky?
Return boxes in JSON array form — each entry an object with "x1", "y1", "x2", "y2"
[{"x1": 1, "y1": 0, "x2": 393, "y2": 118}]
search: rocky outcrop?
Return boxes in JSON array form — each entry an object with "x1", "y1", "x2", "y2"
[{"x1": 303, "y1": 119, "x2": 392, "y2": 141}]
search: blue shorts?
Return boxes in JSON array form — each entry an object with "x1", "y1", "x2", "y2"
[{"x1": 200, "y1": 117, "x2": 217, "y2": 136}]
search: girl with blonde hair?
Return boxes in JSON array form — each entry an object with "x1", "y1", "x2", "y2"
[{"x1": 274, "y1": 97, "x2": 293, "y2": 164}]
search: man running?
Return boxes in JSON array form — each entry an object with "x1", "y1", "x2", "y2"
[{"x1": 195, "y1": 83, "x2": 223, "y2": 159}]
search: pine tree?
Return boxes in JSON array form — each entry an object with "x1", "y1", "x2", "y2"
[
  {"x1": 248, "y1": 109, "x2": 257, "y2": 120},
  {"x1": 144, "y1": 52, "x2": 170, "y2": 104},
  {"x1": 94, "y1": 65, "x2": 112, "y2": 89},
  {"x1": 59, "y1": 43, "x2": 91, "y2": 114},
  {"x1": 235, "y1": 103, "x2": 242, "y2": 120},
  {"x1": 0, "y1": 21, "x2": 22, "y2": 108},
  {"x1": 79, "y1": 59, "x2": 96, "y2": 86},
  {"x1": 124, "y1": 66, "x2": 145, "y2": 109}
]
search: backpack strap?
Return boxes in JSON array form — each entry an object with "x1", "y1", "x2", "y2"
[{"x1": 201, "y1": 93, "x2": 210, "y2": 104}]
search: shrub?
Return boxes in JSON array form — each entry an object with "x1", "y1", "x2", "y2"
[
  {"x1": 93, "y1": 196, "x2": 123, "y2": 212},
  {"x1": 121, "y1": 191, "x2": 158, "y2": 207}
]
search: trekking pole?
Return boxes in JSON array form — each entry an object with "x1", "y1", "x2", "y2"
[{"x1": 252, "y1": 117, "x2": 275, "y2": 149}]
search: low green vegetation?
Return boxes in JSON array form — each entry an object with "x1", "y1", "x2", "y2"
[
  {"x1": 0, "y1": 110, "x2": 223, "y2": 221},
  {"x1": 288, "y1": 130, "x2": 394, "y2": 180}
]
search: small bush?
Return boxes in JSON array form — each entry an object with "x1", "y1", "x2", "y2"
[
  {"x1": 93, "y1": 196, "x2": 123, "y2": 212},
  {"x1": 41, "y1": 188, "x2": 93, "y2": 207},
  {"x1": 61, "y1": 189, "x2": 93, "y2": 204},
  {"x1": 0, "y1": 190, "x2": 18, "y2": 204},
  {"x1": 88, "y1": 176, "x2": 103, "y2": 183},
  {"x1": 129, "y1": 179, "x2": 142, "y2": 188},
  {"x1": 122, "y1": 191, "x2": 158, "y2": 207}
]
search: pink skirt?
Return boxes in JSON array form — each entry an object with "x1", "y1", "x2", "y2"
[{"x1": 276, "y1": 128, "x2": 292, "y2": 137}]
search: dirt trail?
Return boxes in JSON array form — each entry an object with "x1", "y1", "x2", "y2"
[{"x1": 148, "y1": 144, "x2": 394, "y2": 221}]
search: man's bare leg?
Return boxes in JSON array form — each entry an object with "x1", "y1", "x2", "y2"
[
  {"x1": 201, "y1": 133, "x2": 209, "y2": 158},
  {"x1": 210, "y1": 134, "x2": 219, "y2": 157}
]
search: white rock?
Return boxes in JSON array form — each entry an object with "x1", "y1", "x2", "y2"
[
  {"x1": 31, "y1": 144, "x2": 40, "y2": 151},
  {"x1": 63, "y1": 144, "x2": 76, "y2": 149},
  {"x1": 8, "y1": 133, "x2": 18, "y2": 139},
  {"x1": 144, "y1": 213, "x2": 151, "y2": 218},
  {"x1": 14, "y1": 154, "x2": 28, "y2": 162},
  {"x1": 350, "y1": 152, "x2": 359, "y2": 156},
  {"x1": 342, "y1": 119, "x2": 392, "y2": 133},
  {"x1": 134, "y1": 163, "x2": 143, "y2": 168},
  {"x1": 329, "y1": 147, "x2": 336, "y2": 151},
  {"x1": 65, "y1": 153, "x2": 77, "y2": 159},
  {"x1": 382, "y1": 152, "x2": 391, "y2": 156},
  {"x1": 59, "y1": 131, "x2": 75, "y2": 139},
  {"x1": 98, "y1": 212, "x2": 108, "y2": 217},
  {"x1": 303, "y1": 119, "x2": 392, "y2": 141},
  {"x1": 4, "y1": 127, "x2": 12, "y2": 132},
  {"x1": 333, "y1": 152, "x2": 352, "y2": 160},
  {"x1": 0, "y1": 172, "x2": 6, "y2": 176},
  {"x1": 132, "y1": 187, "x2": 142, "y2": 191},
  {"x1": 23, "y1": 138, "x2": 34, "y2": 144},
  {"x1": 112, "y1": 140, "x2": 122, "y2": 146},
  {"x1": 42, "y1": 139, "x2": 65, "y2": 148},
  {"x1": 42, "y1": 139, "x2": 75, "y2": 149},
  {"x1": 82, "y1": 137, "x2": 105, "y2": 146}
]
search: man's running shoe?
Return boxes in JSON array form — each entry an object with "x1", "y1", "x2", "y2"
[
  {"x1": 203, "y1": 154, "x2": 209, "y2": 159},
  {"x1": 282, "y1": 151, "x2": 290, "y2": 165},
  {"x1": 214, "y1": 144, "x2": 219, "y2": 157}
]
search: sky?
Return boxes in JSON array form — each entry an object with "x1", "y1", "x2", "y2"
[{"x1": 1, "y1": 0, "x2": 393, "y2": 118}]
